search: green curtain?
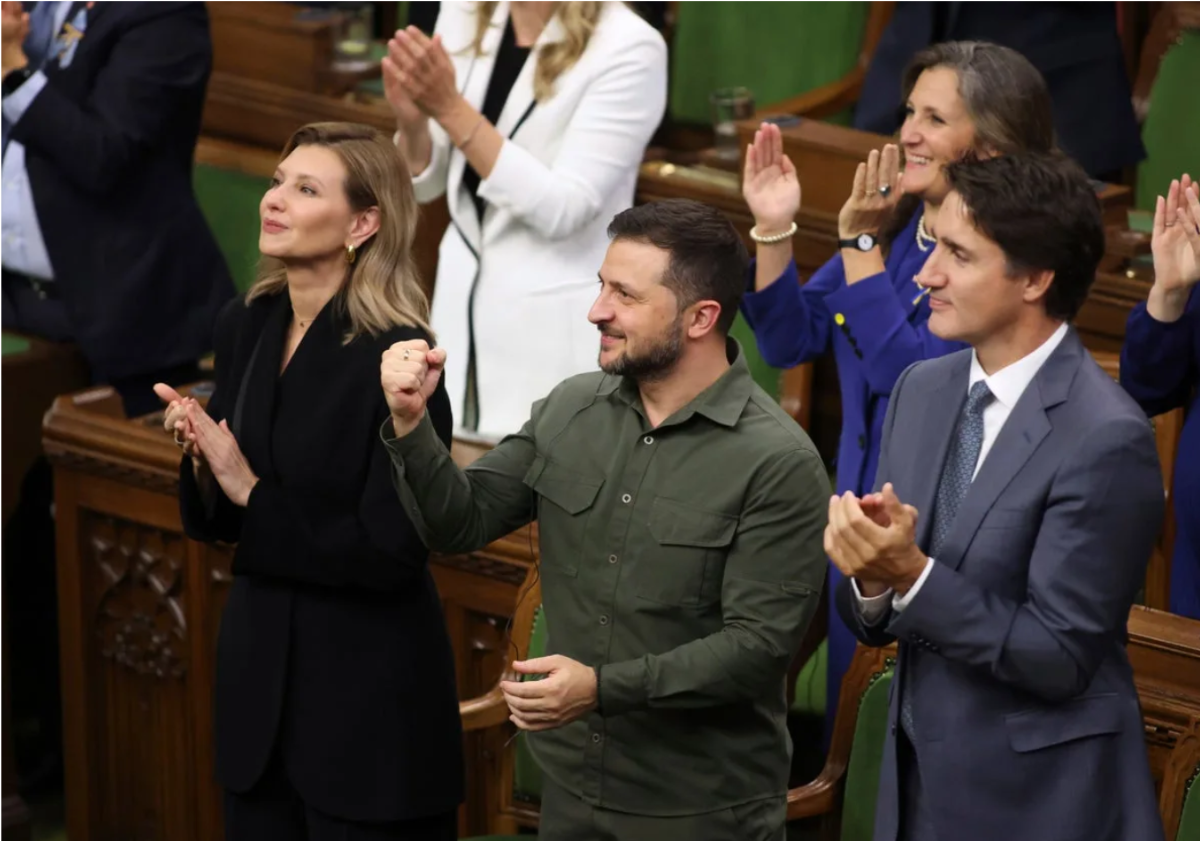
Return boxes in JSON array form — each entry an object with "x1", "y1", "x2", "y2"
[
  {"x1": 1136, "y1": 30, "x2": 1200, "y2": 210},
  {"x1": 193, "y1": 164, "x2": 268, "y2": 294},
  {"x1": 668, "y1": 2, "x2": 869, "y2": 127}
]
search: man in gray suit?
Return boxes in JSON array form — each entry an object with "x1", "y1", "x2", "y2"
[{"x1": 828, "y1": 152, "x2": 1165, "y2": 841}]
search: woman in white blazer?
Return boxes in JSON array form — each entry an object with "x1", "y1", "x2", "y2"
[{"x1": 383, "y1": 2, "x2": 668, "y2": 439}]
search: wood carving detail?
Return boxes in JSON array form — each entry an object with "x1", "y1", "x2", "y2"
[
  {"x1": 46, "y1": 446, "x2": 179, "y2": 495},
  {"x1": 433, "y1": 552, "x2": 529, "y2": 586},
  {"x1": 89, "y1": 515, "x2": 188, "y2": 679}
]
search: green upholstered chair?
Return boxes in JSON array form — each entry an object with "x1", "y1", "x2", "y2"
[
  {"x1": 458, "y1": 571, "x2": 545, "y2": 838},
  {"x1": 786, "y1": 642, "x2": 896, "y2": 839},
  {"x1": 1178, "y1": 772, "x2": 1200, "y2": 841},
  {"x1": 193, "y1": 163, "x2": 267, "y2": 294}
]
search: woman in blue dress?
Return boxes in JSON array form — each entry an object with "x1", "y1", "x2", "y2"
[
  {"x1": 739, "y1": 41, "x2": 1058, "y2": 740},
  {"x1": 1120, "y1": 175, "x2": 1200, "y2": 619}
]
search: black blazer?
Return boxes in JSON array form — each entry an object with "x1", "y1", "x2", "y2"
[
  {"x1": 179, "y1": 292, "x2": 463, "y2": 822},
  {"x1": 852, "y1": 2, "x2": 1144, "y2": 179},
  {"x1": 7, "y1": 2, "x2": 233, "y2": 381}
]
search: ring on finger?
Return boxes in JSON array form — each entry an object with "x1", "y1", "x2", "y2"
[
  {"x1": 403, "y1": 350, "x2": 411, "y2": 360},
  {"x1": 879, "y1": 184, "x2": 892, "y2": 198},
  {"x1": 173, "y1": 431, "x2": 186, "y2": 447}
]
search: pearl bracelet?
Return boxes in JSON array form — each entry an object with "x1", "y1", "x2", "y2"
[{"x1": 749, "y1": 222, "x2": 798, "y2": 244}]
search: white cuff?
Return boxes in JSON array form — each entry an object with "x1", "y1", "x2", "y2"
[
  {"x1": 852, "y1": 578, "x2": 894, "y2": 626},
  {"x1": 892, "y1": 557, "x2": 935, "y2": 612},
  {"x1": 2, "y1": 69, "x2": 48, "y2": 125}
]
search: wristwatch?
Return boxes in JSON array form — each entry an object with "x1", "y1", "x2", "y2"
[
  {"x1": 2, "y1": 66, "x2": 33, "y2": 97},
  {"x1": 838, "y1": 232, "x2": 879, "y2": 252}
]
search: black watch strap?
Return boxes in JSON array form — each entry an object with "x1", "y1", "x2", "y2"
[
  {"x1": 2, "y1": 66, "x2": 34, "y2": 98},
  {"x1": 838, "y1": 232, "x2": 879, "y2": 252}
]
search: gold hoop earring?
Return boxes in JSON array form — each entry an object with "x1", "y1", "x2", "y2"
[{"x1": 345, "y1": 243, "x2": 357, "y2": 265}]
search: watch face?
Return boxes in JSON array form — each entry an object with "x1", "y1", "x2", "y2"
[{"x1": 857, "y1": 233, "x2": 874, "y2": 251}]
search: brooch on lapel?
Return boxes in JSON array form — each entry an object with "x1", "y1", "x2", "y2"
[{"x1": 54, "y1": 5, "x2": 90, "y2": 70}]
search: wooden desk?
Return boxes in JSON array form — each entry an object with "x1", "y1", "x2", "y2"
[
  {"x1": 41, "y1": 385, "x2": 532, "y2": 840},
  {"x1": 2, "y1": 332, "x2": 88, "y2": 841}
]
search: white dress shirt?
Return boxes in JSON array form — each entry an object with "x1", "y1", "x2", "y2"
[
  {"x1": 854, "y1": 321, "x2": 1070, "y2": 621},
  {"x1": 1, "y1": 1, "x2": 72, "y2": 281}
]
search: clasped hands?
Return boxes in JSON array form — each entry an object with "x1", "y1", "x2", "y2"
[
  {"x1": 500, "y1": 655, "x2": 598, "y2": 732},
  {"x1": 152, "y1": 384, "x2": 259, "y2": 508},
  {"x1": 381, "y1": 25, "x2": 463, "y2": 127},
  {"x1": 825, "y1": 483, "x2": 928, "y2": 597}
]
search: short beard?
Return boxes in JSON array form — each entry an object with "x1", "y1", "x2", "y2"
[{"x1": 599, "y1": 313, "x2": 685, "y2": 383}]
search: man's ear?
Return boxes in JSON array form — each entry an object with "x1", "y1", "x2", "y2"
[
  {"x1": 1022, "y1": 268, "x2": 1054, "y2": 305},
  {"x1": 685, "y1": 300, "x2": 722, "y2": 339}
]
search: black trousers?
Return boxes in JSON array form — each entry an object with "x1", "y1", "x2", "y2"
[{"x1": 224, "y1": 752, "x2": 457, "y2": 841}]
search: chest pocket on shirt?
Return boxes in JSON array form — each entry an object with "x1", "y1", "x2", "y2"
[
  {"x1": 524, "y1": 455, "x2": 602, "y2": 577},
  {"x1": 641, "y1": 497, "x2": 738, "y2": 606}
]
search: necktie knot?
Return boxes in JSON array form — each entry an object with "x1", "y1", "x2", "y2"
[{"x1": 965, "y1": 381, "x2": 994, "y2": 417}]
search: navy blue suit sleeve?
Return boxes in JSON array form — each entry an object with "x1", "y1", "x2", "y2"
[
  {"x1": 10, "y1": 3, "x2": 212, "y2": 197},
  {"x1": 1119, "y1": 292, "x2": 1198, "y2": 417}
]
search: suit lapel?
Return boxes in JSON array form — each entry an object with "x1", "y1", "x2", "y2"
[
  {"x1": 446, "y1": 1, "x2": 508, "y2": 253},
  {"x1": 936, "y1": 330, "x2": 1083, "y2": 571},
  {"x1": 236, "y1": 294, "x2": 289, "y2": 484},
  {"x1": 908, "y1": 356, "x2": 970, "y2": 551}
]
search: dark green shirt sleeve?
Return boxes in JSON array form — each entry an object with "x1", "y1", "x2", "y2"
[
  {"x1": 598, "y1": 447, "x2": 830, "y2": 714},
  {"x1": 381, "y1": 413, "x2": 539, "y2": 554}
]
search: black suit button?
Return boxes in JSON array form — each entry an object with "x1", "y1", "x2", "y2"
[{"x1": 854, "y1": 349, "x2": 864, "y2": 360}]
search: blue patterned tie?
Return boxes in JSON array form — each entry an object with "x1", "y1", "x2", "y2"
[
  {"x1": 928, "y1": 380, "x2": 994, "y2": 558},
  {"x1": 2, "y1": 2, "x2": 61, "y2": 154}
]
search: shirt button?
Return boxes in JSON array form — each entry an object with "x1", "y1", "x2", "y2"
[
  {"x1": 621, "y1": 493, "x2": 631, "y2": 504},
  {"x1": 608, "y1": 554, "x2": 618, "y2": 564},
  {"x1": 643, "y1": 435, "x2": 654, "y2": 445},
  {"x1": 599, "y1": 614, "x2": 609, "y2": 625},
  {"x1": 591, "y1": 733, "x2": 601, "y2": 744}
]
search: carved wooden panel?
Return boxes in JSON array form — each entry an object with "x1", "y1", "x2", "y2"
[{"x1": 78, "y1": 510, "x2": 201, "y2": 841}]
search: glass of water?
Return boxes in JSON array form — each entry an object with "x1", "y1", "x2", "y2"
[
  {"x1": 710, "y1": 86, "x2": 755, "y2": 162},
  {"x1": 332, "y1": 3, "x2": 375, "y2": 71}
]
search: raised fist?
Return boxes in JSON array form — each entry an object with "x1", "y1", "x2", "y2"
[{"x1": 381, "y1": 339, "x2": 446, "y2": 436}]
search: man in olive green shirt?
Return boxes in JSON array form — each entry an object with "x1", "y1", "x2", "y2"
[{"x1": 380, "y1": 199, "x2": 829, "y2": 841}]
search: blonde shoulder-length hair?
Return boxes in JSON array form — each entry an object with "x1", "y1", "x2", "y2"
[
  {"x1": 246, "y1": 122, "x2": 432, "y2": 343},
  {"x1": 471, "y1": 2, "x2": 606, "y2": 101}
]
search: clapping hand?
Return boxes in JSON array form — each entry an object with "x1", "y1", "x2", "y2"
[
  {"x1": 166, "y1": 398, "x2": 258, "y2": 506},
  {"x1": 1, "y1": 1, "x2": 29, "y2": 74},
  {"x1": 153, "y1": 383, "x2": 203, "y2": 463},
  {"x1": 743, "y1": 122, "x2": 800, "y2": 235},
  {"x1": 825, "y1": 483, "x2": 927, "y2": 595},
  {"x1": 383, "y1": 26, "x2": 460, "y2": 121}
]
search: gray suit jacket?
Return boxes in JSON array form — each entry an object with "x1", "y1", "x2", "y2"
[{"x1": 836, "y1": 329, "x2": 1165, "y2": 841}]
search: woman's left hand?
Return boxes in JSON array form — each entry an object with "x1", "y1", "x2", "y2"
[
  {"x1": 387, "y1": 26, "x2": 461, "y2": 121},
  {"x1": 185, "y1": 404, "x2": 259, "y2": 507},
  {"x1": 838, "y1": 144, "x2": 903, "y2": 239}
]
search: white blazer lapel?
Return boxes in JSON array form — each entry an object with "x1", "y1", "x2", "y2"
[
  {"x1": 446, "y1": 1, "x2": 509, "y2": 250},
  {"x1": 493, "y1": 12, "x2": 566, "y2": 138}
]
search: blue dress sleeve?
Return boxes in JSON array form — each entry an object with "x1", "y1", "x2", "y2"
[
  {"x1": 1120, "y1": 290, "x2": 1199, "y2": 417},
  {"x1": 739, "y1": 255, "x2": 845, "y2": 369}
]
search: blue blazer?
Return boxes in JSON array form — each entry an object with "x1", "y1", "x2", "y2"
[
  {"x1": 741, "y1": 211, "x2": 965, "y2": 739},
  {"x1": 1120, "y1": 289, "x2": 1200, "y2": 619},
  {"x1": 838, "y1": 331, "x2": 1164, "y2": 841}
]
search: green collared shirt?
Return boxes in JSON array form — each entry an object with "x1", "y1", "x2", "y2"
[{"x1": 383, "y1": 341, "x2": 829, "y2": 816}]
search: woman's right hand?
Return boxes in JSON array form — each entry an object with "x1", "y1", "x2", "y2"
[
  {"x1": 153, "y1": 383, "x2": 203, "y2": 463},
  {"x1": 742, "y1": 122, "x2": 800, "y2": 234},
  {"x1": 382, "y1": 34, "x2": 429, "y2": 133}
]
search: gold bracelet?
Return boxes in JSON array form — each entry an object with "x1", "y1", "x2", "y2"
[
  {"x1": 749, "y1": 222, "x2": 797, "y2": 244},
  {"x1": 455, "y1": 116, "x2": 486, "y2": 150}
]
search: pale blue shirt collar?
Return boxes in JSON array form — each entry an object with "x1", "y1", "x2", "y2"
[{"x1": 968, "y1": 321, "x2": 1069, "y2": 410}]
